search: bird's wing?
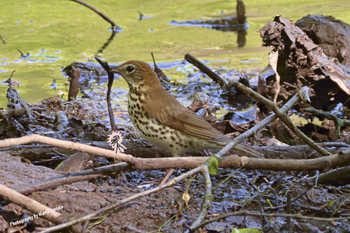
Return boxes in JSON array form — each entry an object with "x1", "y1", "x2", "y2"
[{"x1": 144, "y1": 87, "x2": 229, "y2": 143}]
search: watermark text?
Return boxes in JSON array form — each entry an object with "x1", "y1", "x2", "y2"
[{"x1": 10, "y1": 205, "x2": 64, "y2": 226}]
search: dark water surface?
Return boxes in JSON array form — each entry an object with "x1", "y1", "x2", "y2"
[{"x1": 0, "y1": 0, "x2": 349, "y2": 106}]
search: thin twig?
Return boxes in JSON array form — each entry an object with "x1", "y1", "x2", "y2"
[
  {"x1": 70, "y1": 0, "x2": 117, "y2": 31},
  {"x1": 188, "y1": 166, "x2": 212, "y2": 232},
  {"x1": 13, "y1": 163, "x2": 131, "y2": 195},
  {"x1": 38, "y1": 165, "x2": 206, "y2": 233},
  {"x1": 286, "y1": 193, "x2": 292, "y2": 232},
  {"x1": 304, "y1": 107, "x2": 350, "y2": 134},
  {"x1": 194, "y1": 210, "x2": 350, "y2": 230},
  {"x1": 95, "y1": 57, "x2": 116, "y2": 130}
]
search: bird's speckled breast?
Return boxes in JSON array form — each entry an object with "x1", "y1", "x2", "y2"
[{"x1": 127, "y1": 90, "x2": 223, "y2": 157}]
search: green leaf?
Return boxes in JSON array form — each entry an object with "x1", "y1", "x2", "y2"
[
  {"x1": 206, "y1": 154, "x2": 219, "y2": 175},
  {"x1": 231, "y1": 227, "x2": 262, "y2": 233},
  {"x1": 326, "y1": 198, "x2": 335, "y2": 207}
]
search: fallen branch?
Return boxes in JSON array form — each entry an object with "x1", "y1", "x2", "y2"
[
  {"x1": 310, "y1": 164, "x2": 350, "y2": 186},
  {"x1": 0, "y1": 134, "x2": 348, "y2": 172},
  {"x1": 0, "y1": 183, "x2": 64, "y2": 225},
  {"x1": 0, "y1": 134, "x2": 134, "y2": 164},
  {"x1": 194, "y1": 210, "x2": 350, "y2": 231},
  {"x1": 13, "y1": 163, "x2": 131, "y2": 195}
]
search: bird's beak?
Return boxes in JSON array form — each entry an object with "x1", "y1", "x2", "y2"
[{"x1": 111, "y1": 65, "x2": 121, "y2": 74}]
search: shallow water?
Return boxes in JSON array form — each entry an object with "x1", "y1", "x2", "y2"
[{"x1": 0, "y1": 0, "x2": 349, "y2": 106}]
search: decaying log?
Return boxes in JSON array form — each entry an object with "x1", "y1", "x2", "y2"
[{"x1": 260, "y1": 15, "x2": 350, "y2": 110}]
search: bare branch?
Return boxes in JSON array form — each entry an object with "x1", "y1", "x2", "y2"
[
  {"x1": 13, "y1": 163, "x2": 131, "y2": 195},
  {"x1": 195, "y1": 210, "x2": 350, "y2": 230},
  {"x1": 187, "y1": 166, "x2": 212, "y2": 232},
  {"x1": 0, "y1": 134, "x2": 348, "y2": 172},
  {"x1": 69, "y1": 0, "x2": 117, "y2": 31},
  {"x1": 0, "y1": 183, "x2": 64, "y2": 225}
]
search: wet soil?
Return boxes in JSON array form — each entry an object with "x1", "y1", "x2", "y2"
[{"x1": 2, "y1": 150, "x2": 350, "y2": 233}]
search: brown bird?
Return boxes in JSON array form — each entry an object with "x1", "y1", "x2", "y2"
[{"x1": 112, "y1": 60, "x2": 257, "y2": 182}]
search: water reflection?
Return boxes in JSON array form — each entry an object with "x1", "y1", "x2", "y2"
[
  {"x1": 138, "y1": 11, "x2": 153, "y2": 21},
  {"x1": 0, "y1": 35, "x2": 6, "y2": 44},
  {"x1": 168, "y1": 0, "x2": 247, "y2": 47}
]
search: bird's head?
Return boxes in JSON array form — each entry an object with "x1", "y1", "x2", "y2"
[{"x1": 112, "y1": 60, "x2": 159, "y2": 87}]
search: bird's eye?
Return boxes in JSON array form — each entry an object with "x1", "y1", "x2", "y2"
[{"x1": 126, "y1": 65, "x2": 135, "y2": 73}]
